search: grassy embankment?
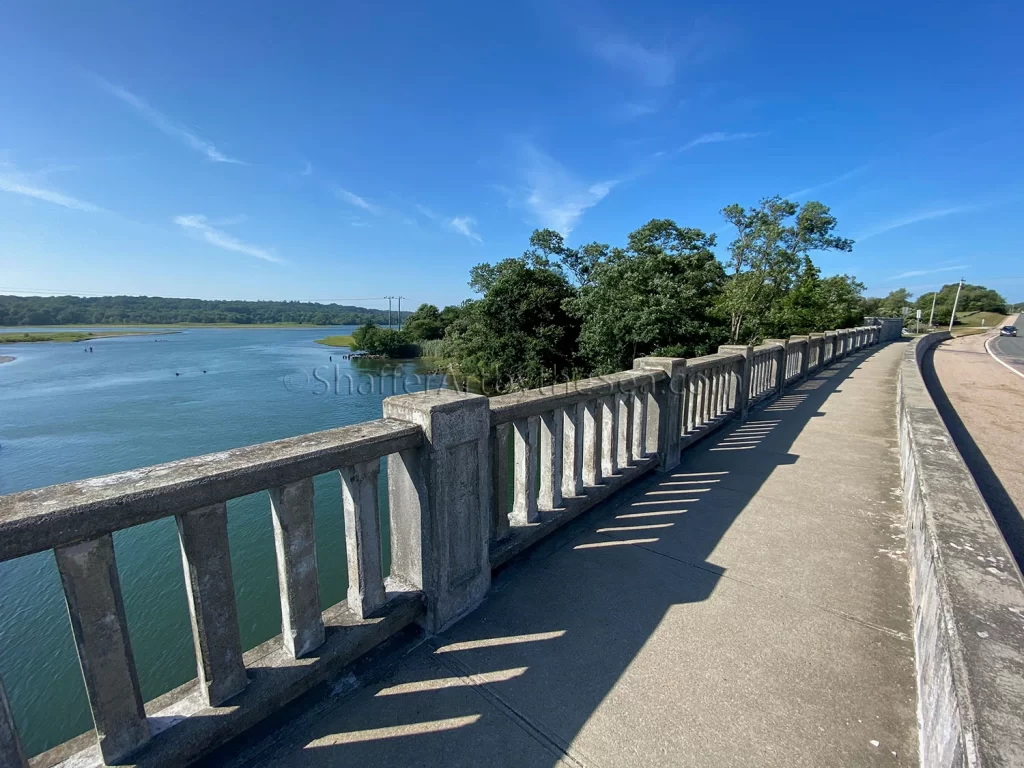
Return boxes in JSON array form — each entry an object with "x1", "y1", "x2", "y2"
[
  {"x1": 314, "y1": 335, "x2": 354, "y2": 347},
  {"x1": 0, "y1": 331, "x2": 158, "y2": 344}
]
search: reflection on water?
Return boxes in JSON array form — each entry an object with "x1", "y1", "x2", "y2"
[{"x1": 0, "y1": 326, "x2": 447, "y2": 756}]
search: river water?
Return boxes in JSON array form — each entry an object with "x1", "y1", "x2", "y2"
[{"x1": 0, "y1": 327, "x2": 446, "y2": 756}]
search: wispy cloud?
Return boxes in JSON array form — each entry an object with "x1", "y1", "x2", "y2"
[
  {"x1": 301, "y1": 161, "x2": 313, "y2": 177},
  {"x1": 0, "y1": 172, "x2": 103, "y2": 212},
  {"x1": 334, "y1": 187, "x2": 384, "y2": 216},
  {"x1": 414, "y1": 203, "x2": 441, "y2": 222},
  {"x1": 680, "y1": 131, "x2": 765, "y2": 151},
  {"x1": 511, "y1": 143, "x2": 618, "y2": 235},
  {"x1": 449, "y1": 216, "x2": 483, "y2": 243},
  {"x1": 594, "y1": 39, "x2": 674, "y2": 88},
  {"x1": 787, "y1": 165, "x2": 868, "y2": 200},
  {"x1": 886, "y1": 264, "x2": 967, "y2": 281},
  {"x1": 92, "y1": 76, "x2": 243, "y2": 164},
  {"x1": 618, "y1": 101, "x2": 660, "y2": 120},
  {"x1": 173, "y1": 214, "x2": 280, "y2": 262},
  {"x1": 857, "y1": 204, "x2": 989, "y2": 241}
]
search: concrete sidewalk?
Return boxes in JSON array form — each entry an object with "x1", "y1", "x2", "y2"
[{"x1": 212, "y1": 342, "x2": 919, "y2": 767}]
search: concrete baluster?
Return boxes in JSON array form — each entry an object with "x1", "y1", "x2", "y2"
[
  {"x1": 600, "y1": 395, "x2": 618, "y2": 477},
  {"x1": 539, "y1": 408, "x2": 564, "y2": 510},
  {"x1": 511, "y1": 416, "x2": 540, "y2": 525},
  {"x1": 340, "y1": 459, "x2": 387, "y2": 620},
  {"x1": 561, "y1": 402, "x2": 584, "y2": 498},
  {"x1": 269, "y1": 478, "x2": 324, "y2": 658},
  {"x1": 582, "y1": 398, "x2": 603, "y2": 486},
  {"x1": 383, "y1": 389, "x2": 491, "y2": 633},
  {"x1": 55, "y1": 535, "x2": 150, "y2": 764},
  {"x1": 177, "y1": 503, "x2": 248, "y2": 706},
  {"x1": 632, "y1": 385, "x2": 648, "y2": 458},
  {"x1": 616, "y1": 391, "x2": 633, "y2": 468},
  {"x1": 491, "y1": 423, "x2": 511, "y2": 539}
]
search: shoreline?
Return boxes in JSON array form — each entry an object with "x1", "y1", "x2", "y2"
[{"x1": 0, "y1": 330, "x2": 178, "y2": 345}]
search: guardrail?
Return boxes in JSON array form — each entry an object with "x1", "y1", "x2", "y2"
[{"x1": 0, "y1": 324, "x2": 882, "y2": 767}]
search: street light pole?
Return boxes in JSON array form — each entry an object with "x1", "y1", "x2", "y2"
[
  {"x1": 948, "y1": 279, "x2": 964, "y2": 332},
  {"x1": 928, "y1": 291, "x2": 937, "y2": 328}
]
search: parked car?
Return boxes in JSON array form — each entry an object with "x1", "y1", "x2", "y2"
[{"x1": 1000, "y1": 326, "x2": 1018, "y2": 337}]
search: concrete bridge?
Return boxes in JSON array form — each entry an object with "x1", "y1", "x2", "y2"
[{"x1": 2, "y1": 322, "x2": 1023, "y2": 767}]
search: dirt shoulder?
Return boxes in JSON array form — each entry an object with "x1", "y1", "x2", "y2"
[{"x1": 925, "y1": 325, "x2": 1024, "y2": 568}]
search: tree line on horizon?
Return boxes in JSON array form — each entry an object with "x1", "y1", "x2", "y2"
[
  {"x1": 363, "y1": 196, "x2": 1010, "y2": 392},
  {"x1": 0, "y1": 295, "x2": 409, "y2": 327}
]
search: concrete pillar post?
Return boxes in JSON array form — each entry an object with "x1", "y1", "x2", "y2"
[
  {"x1": 764, "y1": 340, "x2": 789, "y2": 393},
  {"x1": 55, "y1": 535, "x2": 149, "y2": 764},
  {"x1": 633, "y1": 357, "x2": 685, "y2": 472},
  {"x1": 0, "y1": 678, "x2": 26, "y2": 768},
  {"x1": 719, "y1": 344, "x2": 753, "y2": 420},
  {"x1": 384, "y1": 389, "x2": 491, "y2": 633},
  {"x1": 177, "y1": 503, "x2": 248, "y2": 706},
  {"x1": 340, "y1": 459, "x2": 387, "y2": 619},
  {"x1": 561, "y1": 402, "x2": 584, "y2": 498},
  {"x1": 538, "y1": 408, "x2": 564, "y2": 510},
  {"x1": 269, "y1": 478, "x2": 325, "y2": 658}
]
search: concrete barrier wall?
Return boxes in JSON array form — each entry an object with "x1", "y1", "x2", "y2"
[
  {"x1": 898, "y1": 332, "x2": 1024, "y2": 767},
  {"x1": 866, "y1": 316, "x2": 904, "y2": 342}
]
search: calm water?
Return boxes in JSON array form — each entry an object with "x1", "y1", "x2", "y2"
[{"x1": 0, "y1": 327, "x2": 446, "y2": 756}]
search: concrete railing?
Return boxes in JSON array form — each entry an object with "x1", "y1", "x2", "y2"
[
  {"x1": 898, "y1": 332, "x2": 1024, "y2": 767},
  {"x1": 0, "y1": 324, "x2": 882, "y2": 768}
]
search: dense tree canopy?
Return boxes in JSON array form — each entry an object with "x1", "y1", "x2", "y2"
[
  {"x1": 719, "y1": 197, "x2": 854, "y2": 343},
  {"x1": 914, "y1": 283, "x2": 1007, "y2": 324},
  {"x1": 570, "y1": 219, "x2": 726, "y2": 373},
  {"x1": 0, "y1": 295, "x2": 405, "y2": 326},
  {"x1": 448, "y1": 257, "x2": 580, "y2": 391}
]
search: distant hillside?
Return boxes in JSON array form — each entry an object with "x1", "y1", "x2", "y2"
[{"x1": 0, "y1": 295, "x2": 408, "y2": 327}]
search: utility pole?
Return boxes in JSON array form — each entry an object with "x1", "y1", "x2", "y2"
[
  {"x1": 396, "y1": 296, "x2": 406, "y2": 330},
  {"x1": 928, "y1": 291, "x2": 938, "y2": 328},
  {"x1": 948, "y1": 279, "x2": 964, "y2": 332},
  {"x1": 387, "y1": 296, "x2": 393, "y2": 330}
]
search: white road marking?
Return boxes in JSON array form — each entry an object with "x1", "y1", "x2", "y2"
[{"x1": 984, "y1": 335, "x2": 1024, "y2": 381}]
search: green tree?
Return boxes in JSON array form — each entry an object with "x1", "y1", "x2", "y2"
[
  {"x1": 914, "y1": 283, "x2": 1006, "y2": 325},
  {"x1": 449, "y1": 257, "x2": 579, "y2": 391},
  {"x1": 719, "y1": 197, "x2": 854, "y2": 343},
  {"x1": 350, "y1": 323, "x2": 417, "y2": 357},
  {"x1": 570, "y1": 219, "x2": 726, "y2": 373},
  {"x1": 403, "y1": 304, "x2": 445, "y2": 341},
  {"x1": 877, "y1": 288, "x2": 913, "y2": 319}
]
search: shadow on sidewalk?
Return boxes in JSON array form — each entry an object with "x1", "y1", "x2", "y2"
[
  {"x1": 921, "y1": 344, "x2": 1024, "y2": 571},
  {"x1": 204, "y1": 344, "x2": 895, "y2": 768}
]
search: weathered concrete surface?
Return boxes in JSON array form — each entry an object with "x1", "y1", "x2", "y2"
[
  {"x1": 901, "y1": 331, "x2": 1024, "y2": 767},
  {"x1": 926, "y1": 325, "x2": 1024, "y2": 568},
  {"x1": 212, "y1": 343, "x2": 918, "y2": 768}
]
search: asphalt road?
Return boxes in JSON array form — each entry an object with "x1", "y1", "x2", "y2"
[{"x1": 989, "y1": 329, "x2": 1024, "y2": 376}]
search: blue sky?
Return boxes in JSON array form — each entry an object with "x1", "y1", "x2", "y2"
[{"x1": 1, "y1": 0, "x2": 1022, "y2": 310}]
